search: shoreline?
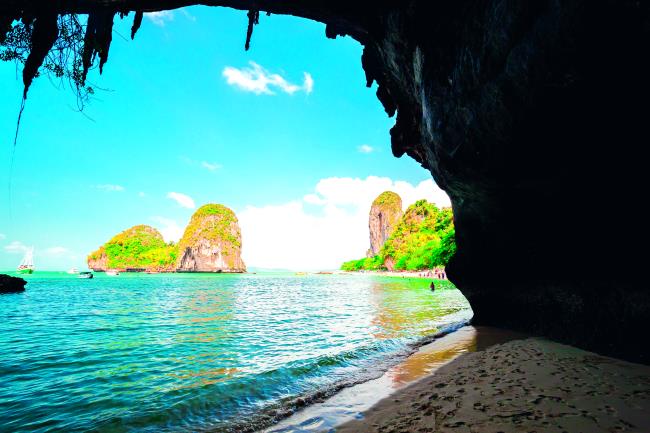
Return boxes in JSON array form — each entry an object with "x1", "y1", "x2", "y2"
[
  {"x1": 341, "y1": 270, "x2": 442, "y2": 279},
  {"x1": 265, "y1": 326, "x2": 524, "y2": 433},
  {"x1": 337, "y1": 336, "x2": 650, "y2": 433}
]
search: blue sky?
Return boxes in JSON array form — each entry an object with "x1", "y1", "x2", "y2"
[{"x1": 0, "y1": 7, "x2": 448, "y2": 271}]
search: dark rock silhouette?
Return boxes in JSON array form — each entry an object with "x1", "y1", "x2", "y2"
[
  {"x1": 0, "y1": 274, "x2": 27, "y2": 294},
  {"x1": 4, "y1": 1, "x2": 649, "y2": 361}
]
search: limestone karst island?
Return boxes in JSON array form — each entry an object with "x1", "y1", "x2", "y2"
[
  {"x1": 342, "y1": 191, "x2": 455, "y2": 274},
  {"x1": 88, "y1": 204, "x2": 246, "y2": 273},
  {"x1": 2, "y1": 2, "x2": 649, "y2": 433}
]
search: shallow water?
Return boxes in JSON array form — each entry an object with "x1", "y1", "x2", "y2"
[{"x1": 0, "y1": 272, "x2": 471, "y2": 432}]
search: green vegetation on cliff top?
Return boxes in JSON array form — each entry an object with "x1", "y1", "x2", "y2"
[
  {"x1": 372, "y1": 191, "x2": 402, "y2": 208},
  {"x1": 88, "y1": 225, "x2": 177, "y2": 270},
  {"x1": 342, "y1": 199, "x2": 456, "y2": 272},
  {"x1": 177, "y1": 204, "x2": 240, "y2": 250}
]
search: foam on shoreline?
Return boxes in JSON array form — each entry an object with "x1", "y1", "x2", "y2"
[{"x1": 263, "y1": 326, "x2": 523, "y2": 433}]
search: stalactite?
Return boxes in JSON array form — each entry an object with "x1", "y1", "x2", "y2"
[
  {"x1": 81, "y1": 12, "x2": 98, "y2": 83},
  {"x1": 245, "y1": 9, "x2": 259, "y2": 51},
  {"x1": 81, "y1": 9, "x2": 116, "y2": 82},
  {"x1": 96, "y1": 12, "x2": 115, "y2": 73},
  {"x1": 22, "y1": 13, "x2": 58, "y2": 98},
  {"x1": 360, "y1": 46, "x2": 377, "y2": 87},
  {"x1": 376, "y1": 84, "x2": 396, "y2": 118},
  {"x1": 325, "y1": 23, "x2": 347, "y2": 39},
  {"x1": 131, "y1": 11, "x2": 143, "y2": 39}
]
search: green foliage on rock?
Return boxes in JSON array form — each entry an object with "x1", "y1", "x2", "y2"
[
  {"x1": 373, "y1": 191, "x2": 402, "y2": 209},
  {"x1": 176, "y1": 203, "x2": 245, "y2": 271},
  {"x1": 178, "y1": 204, "x2": 240, "y2": 251},
  {"x1": 341, "y1": 200, "x2": 456, "y2": 272},
  {"x1": 341, "y1": 255, "x2": 385, "y2": 271},
  {"x1": 88, "y1": 225, "x2": 178, "y2": 270}
]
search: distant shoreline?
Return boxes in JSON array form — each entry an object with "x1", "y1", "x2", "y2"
[{"x1": 341, "y1": 270, "x2": 444, "y2": 279}]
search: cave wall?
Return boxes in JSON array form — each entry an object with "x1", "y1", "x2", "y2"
[
  {"x1": 365, "y1": 0, "x2": 650, "y2": 363},
  {"x1": 3, "y1": 0, "x2": 649, "y2": 362}
]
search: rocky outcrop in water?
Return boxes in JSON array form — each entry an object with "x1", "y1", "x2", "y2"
[
  {"x1": 87, "y1": 225, "x2": 177, "y2": 272},
  {"x1": 0, "y1": 274, "x2": 26, "y2": 293},
  {"x1": 367, "y1": 191, "x2": 402, "y2": 257},
  {"x1": 87, "y1": 246, "x2": 108, "y2": 271},
  {"x1": 176, "y1": 204, "x2": 246, "y2": 273}
]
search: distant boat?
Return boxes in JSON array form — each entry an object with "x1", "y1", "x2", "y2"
[
  {"x1": 17, "y1": 247, "x2": 34, "y2": 275},
  {"x1": 144, "y1": 270, "x2": 159, "y2": 274},
  {"x1": 78, "y1": 271, "x2": 94, "y2": 279},
  {"x1": 67, "y1": 267, "x2": 79, "y2": 274},
  {"x1": 106, "y1": 270, "x2": 120, "y2": 276}
]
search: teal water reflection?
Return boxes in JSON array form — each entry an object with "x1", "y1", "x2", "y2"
[{"x1": 0, "y1": 273, "x2": 471, "y2": 432}]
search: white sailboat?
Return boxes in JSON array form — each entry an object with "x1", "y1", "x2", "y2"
[{"x1": 17, "y1": 247, "x2": 34, "y2": 274}]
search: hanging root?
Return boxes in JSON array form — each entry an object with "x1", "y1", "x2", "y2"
[
  {"x1": 245, "y1": 9, "x2": 260, "y2": 51},
  {"x1": 131, "y1": 11, "x2": 143, "y2": 39},
  {"x1": 81, "y1": 9, "x2": 116, "y2": 83},
  {"x1": 22, "y1": 13, "x2": 59, "y2": 98}
]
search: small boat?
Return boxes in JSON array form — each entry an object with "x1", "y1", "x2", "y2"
[
  {"x1": 78, "y1": 271, "x2": 94, "y2": 279},
  {"x1": 67, "y1": 267, "x2": 79, "y2": 274},
  {"x1": 106, "y1": 270, "x2": 120, "y2": 276},
  {"x1": 144, "y1": 270, "x2": 159, "y2": 274},
  {"x1": 17, "y1": 248, "x2": 35, "y2": 275}
]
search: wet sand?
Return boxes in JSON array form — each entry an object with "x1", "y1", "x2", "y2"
[
  {"x1": 266, "y1": 326, "x2": 524, "y2": 433},
  {"x1": 337, "y1": 337, "x2": 650, "y2": 433}
]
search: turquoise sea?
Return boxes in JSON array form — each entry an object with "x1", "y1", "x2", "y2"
[{"x1": 0, "y1": 272, "x2": 472, "y2": 432}]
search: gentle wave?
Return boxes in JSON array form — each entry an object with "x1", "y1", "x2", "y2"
[{"x1": 0, "y1": 273, "x2": 472, "y2": 432}]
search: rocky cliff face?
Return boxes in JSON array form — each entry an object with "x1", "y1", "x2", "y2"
[
  {"x1": 382, "y1": 203, "x2": 426, "y2": 271},
  {"x1": 87, "y1": 246, "x2": 108, "y2": 271},
  {"x1": 176, "y1": 204, "x2": 246, "y2": 273},
  {"x1": 87, "y1": 225, "x2": 177, "y2": 272},
  {"x1": 367, "y1": 191, "x2": 402, "y2": 257}
]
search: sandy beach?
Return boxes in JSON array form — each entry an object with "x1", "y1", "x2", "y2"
[
  {"x1": 341, "y1": 270, "x2": 438, "y2": 279},
  {"x1": 337, "y1": 337, "x2": 650, "y2": 433}
]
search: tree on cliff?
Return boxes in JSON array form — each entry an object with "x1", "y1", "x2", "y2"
[{"x1": 342, "y1": 199, "x2": 455, "y2": 272}]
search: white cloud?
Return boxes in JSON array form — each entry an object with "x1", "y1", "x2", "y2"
[
  {"x1": 201, "y1": 161, "x2": 222, "y2": 171},
  {"x1": 303, "y1": 73, "x2": 314, "y2": 94},
  {"x1": 4, "y1": 241, "x2": 28, "y2": 254},
  {"x1": 223, "y1": 62, "x2": 314, "y2": 95},
  {"x1": 358, "y1": 144, "x2": 374, "y2": 154},
  {"x1": 239, "y1": 176, "x2": 451, "y2": 270},
  {"x1": 95, "y1": 184, "x2": 125, "y2": 192},
  {"x1": 0, "y1": 233, "x2": 5, "y2": 240},
  {"x1": 151, "y1": 216, "x2": 184, "y2": 243},
  {"x1": 138, "y1": 191, "x2": 146, "y2": 197},
  {"x1": 145, "y1": 11, "x2": 174, "y2": 26},
  {"x1": 302, "y1": 176, "x2": 451, "y2": 210},
  {"x1": 167, "y1": 192, "x2": 196, "y2": 209},
  {"x1": 45, "y1": 246, "x2": 68, "y2": 256}
]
